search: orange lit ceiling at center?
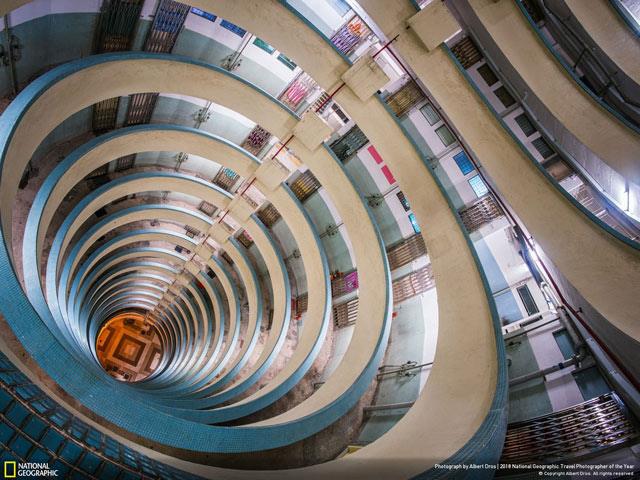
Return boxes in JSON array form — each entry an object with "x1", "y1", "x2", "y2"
[{"x1": 96, "y1": 312, "x2": 163, "y2": 382}]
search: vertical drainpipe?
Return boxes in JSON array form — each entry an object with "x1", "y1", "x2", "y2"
[{"x1": 3, "y1": 15, "x2": 18, "y2": 96}]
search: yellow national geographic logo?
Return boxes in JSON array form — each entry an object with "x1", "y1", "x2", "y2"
[
  {"x1": 4, "y1": 461, "x2": 17, "y2": 478},
  {"x1": 2, "y1": 461, "x2": 57, "y2": 477}
]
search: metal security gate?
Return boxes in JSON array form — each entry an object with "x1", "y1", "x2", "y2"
[
  {"x1": 144, "y1": 0, "x2": 190, "y2": 53},
  {"x1": 385, "y1": 80, "x2": 426, "y2": 118},
  {"x1": 500, "y1": 393, "x2": 638, "y2": 466},
  {"x1": 333, "y1": 298, "x2": 359, "y2": 328},
  {"x1": 459, "y1": 194, "x2": 505, "y2": 233},
  {"x1": 256, "y1": 203, "x2": 281, "y2": 228},
  {"x1": 392, "y1": 264, "x2": 435, "y2": 303},
  {"x1": 328, "y1": 125, "x2": 368, "y2": 163},
  {"x1": 386, "y1": 233, "x2": 427, "y2": 271},
  {"x1": 289, "y1": 170, "x2": 321, "y2": 202},
  {"x1": 92, "y1": 0, "x2": 144, "y2": 132},
  {"x1": 124, "y1": 92, "x2": 159, "y2": 126},
  {"x1": 450, "y1": 36, "x2": 482, "y2": 69}
]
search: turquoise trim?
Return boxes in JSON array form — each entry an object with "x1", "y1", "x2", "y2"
[
  {"x1": 515, "y1": 0, "x2": 640, "y2": 135},
  {"x1": 375, "y1": 93, "x2": 508, "y2": 476},
  {"x1": 154, "y1": 185, "x2": 330, "y2": 421},
  {"x1": 445, "y1": 45, "x2": 640, "y2": 252},
  {"x1": 279, "y1": 1, "x2": 354, "y2": 65},
  {"x1": 609, "y1": 0, "x2": 640, "y2": 37},
  {"x1": 0, "y1": 52, "x2": 392, "y2": 452},
  {"x1": 151, "y1": 256, "x2": 241, "y2": 394},
  {"x1": 153, "y1": 213, "x2": 292, "y2": 417}
]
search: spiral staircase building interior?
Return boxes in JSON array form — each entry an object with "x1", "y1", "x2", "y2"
[{"x1": 0, "y1": 0, "x2": 638, "y2": 478}]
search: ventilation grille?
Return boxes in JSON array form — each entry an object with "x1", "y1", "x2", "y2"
[
  {"x1": 331, "y1": 270, "x2": 358, "y2": 298},
  {"x1": 386, "y1": 233, "x2": 427, "y2": 270},
  {"x1": 451, "y1": 36, "x2": 482, "y2": 69},
  {"x1": 237, "y1": 230, "x2": 254, "y2": 248},
  {"x1": 333, "y1": 298, "x2": 359, "y2": 328},
  {"x1": 329, "y1": 125, "x2": 368, "y2": 162},
  {"x1": 125, "y1": 93, "x2": 159, "y2": 126},
  {"x1": 289, "y1": 170, "x2": 321, "y2": 202},
  {"x1": 295, "y1": 293, "x2": 308, "y2": 316},
  {"x1": 256, "y1": 203, "x2": 281, "y2": 228},
  {"x1": 385, "y1": 80, "x2": 426, "y2": 118},
  {"x1": 392, "y1": 264, "x2": 435, "y2": 303},
  {"x1": 396, "y1": 191, "x2": 411, "y2": 212},
  {"x1": 459, "y1": 194, "x2": 504, "y2": 232}
]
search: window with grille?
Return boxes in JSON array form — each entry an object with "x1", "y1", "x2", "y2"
[
  {"x1": 198, "y1": 201, "x2": 216, "y2": 216},
  {"x1": 143, "y1": 1, "x2": 189, "y2": 53},
  {"x1": 330, "y1": 15, "x2": 371, "y2": 56},
  {"x1": 386, "y1": 233, "x2": 427, "y2": 270},
  {"x1": 516, "y1": 284, "x2": 539, "y2": 316},
  {"x1": 469, "y1": 175, "x2": 489, "y2": 197},
  {"x1": 386, "y1": 81, "x2": 426, "y2": 117},
  {"x1": 296, "y1": 293, "x2": 309, "y2": 316},
  {"x1": 237, "y1": 230, "x2": 254, "y2": 248},
  {"x1": 289, "y1": 170, "x2": 321, "y2": 202},
  {"x1": 213, "y1": 167, "x2": 239, "y2": 192},
  {"x1": 494, "y1": 86, "x2": 516, "y2": 108},
  {"x1": 185, "y1": 226, "x2": 200, "y2": 238},
  {"x1": 420, "y1": 103, "x2": 440, "y2": 126},
  {"x1": 92, "y1": 97, "x2": 120, "y2": 132},
  {"x1": 435, "y1": 125, "x2": 455, "y2": 147},
  {"x1": 459, "y1": 194, "x2": 504, "y2": 232},
  {"x1": 328, "y1": 125, "x2": 368, "y2": 162},
  {"x1": 220, "y1": 19, "x2": 246, "y2": 37},
  {"x1": 515, "y1": 113, "x2": 536, "y2": 137},
  {"x1": 532, "y1": 137, "x2": 554, "y2": 159},
  {"x1": 241, "y1": 124, "x2": 272, "y2": 155},
  {"x1": 115, "y1": 155, "x2": 135, "y2": 171},
  {"x1": 125, "y1": 93, "x2": 158, "y2": 125},
  {"x1": 451, "y1": 36, "x2": 482, "y2": 69},
  {"x1": 312, "y1": 91, "x2": 331, "y2": 114},
  {"x1": 397, "y1": 191, "x2": 411, "y2": 212},
  {"x1": 477, "y1": 63, "x2": 499, "y2": 86},
  {"x1": 453, "y1": 151, "x2": 474, "y2": 175}
]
